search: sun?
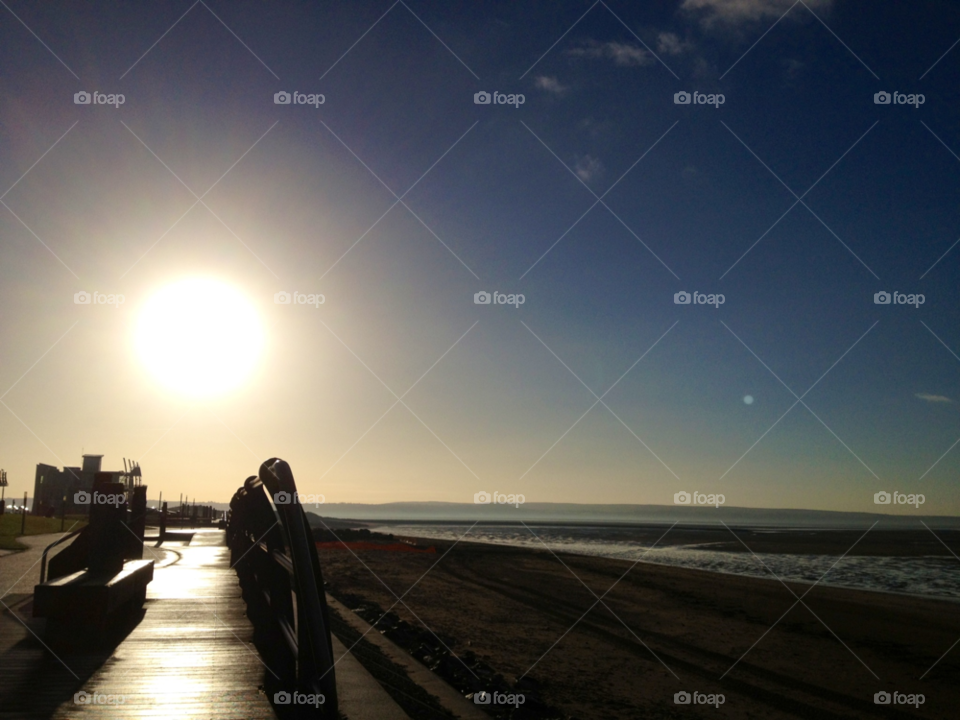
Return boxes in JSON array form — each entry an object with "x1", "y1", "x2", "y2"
[{"x1": 135, "y1": 278, "x2": 264, "y2": 397}]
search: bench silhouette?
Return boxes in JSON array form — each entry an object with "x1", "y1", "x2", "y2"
[{"x1": 33, "y1": 472, "x2": 153, "y2": 642}]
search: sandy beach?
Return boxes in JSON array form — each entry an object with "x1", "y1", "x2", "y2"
[{"x1": 318, "y1": 532, "x2": 960, "y2": 719}]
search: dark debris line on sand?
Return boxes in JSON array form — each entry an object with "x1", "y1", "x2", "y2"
[{"x1": 329, "y1": 590, "x2": 569, "y2": 720}]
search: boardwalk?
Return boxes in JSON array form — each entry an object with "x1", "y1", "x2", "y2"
[{"x1": 0, "y1": 529, "x2": 287, "y2": 719}]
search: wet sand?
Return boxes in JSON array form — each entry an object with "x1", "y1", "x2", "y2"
[{"x1": 319, "y1": 535, "x2": 960, "y2": 719}]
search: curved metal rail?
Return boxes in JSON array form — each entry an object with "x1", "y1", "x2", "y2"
[
  {"x1": 227, "y1": 458, "x2": 337, "y2": 717},
  {"x1": 38, "y1": 529, "x2": 83, "y2": 584}
]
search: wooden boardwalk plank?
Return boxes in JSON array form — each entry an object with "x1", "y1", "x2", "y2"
[{"x1": 1, "y1": 530, "x2": 276, "y2": 719}]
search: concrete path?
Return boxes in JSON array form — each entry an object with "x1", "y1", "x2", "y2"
[
  {"x1": 327, "y1": 594, "x2": 487, "y2": 720},
  {"x1": 0, "y1": 532, "x2": 76, "y2": 605}
]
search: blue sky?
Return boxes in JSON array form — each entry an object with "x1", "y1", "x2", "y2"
[{"x1": 1, "y1": 0, "x2": 959, "y2": 513}]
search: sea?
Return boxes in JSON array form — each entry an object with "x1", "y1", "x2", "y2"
[{"x1": 371, "y1": 523, "x2": 960, "y2": 601}]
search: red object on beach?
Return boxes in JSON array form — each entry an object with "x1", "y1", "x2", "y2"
[{"x1": 316, "y1": 541, "x2": 436, "y2": 554}]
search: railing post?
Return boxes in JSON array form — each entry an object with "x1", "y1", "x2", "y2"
[{"x1": 229, "y1": 459, "x2": 338, "y2": 716}]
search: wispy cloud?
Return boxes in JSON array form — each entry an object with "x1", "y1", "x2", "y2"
[
  {"x1": 574, "y1": 155, "x2": 603, "y2": 183},
  {"x1": 657, "y1": 32, "x2": 692, "y2": 56},
  {"x1": 916, "y1": 393, "x2": 954, "y2": 404},
  {"x1": 568, "y1": 40, "x2": 653, "y2": 67},
  {"x1": 681, "y1": 0, "x2": 832, "y2": 27},
  {"x1": 534, "y1": 75, "x2": 567, "y2": 95}
]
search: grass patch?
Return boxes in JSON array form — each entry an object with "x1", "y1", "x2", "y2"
[
  {"x1": 0, "y1": 535, "x2": 28, "y2": 551},
  {"x1": 0, "y1": 513, "x2": 88, "y2": 549}
]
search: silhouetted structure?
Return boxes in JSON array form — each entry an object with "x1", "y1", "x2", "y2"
[
  {"x1": 32, "y1": 454, "x2": 141, "y2": 516},
  {"x1": 228, "y1": 458, "x2": 338, "y2": 717},
  {"x1": 34, "y1": 470, "x2": 153, "y2": 643}
]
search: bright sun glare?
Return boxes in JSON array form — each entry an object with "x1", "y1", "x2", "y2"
[{"x1": 135, "y1": 278, "x2": 264, "y2": 397}]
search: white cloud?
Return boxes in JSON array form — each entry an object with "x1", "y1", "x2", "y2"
[
  {"x1": 916, "y1": 393, "x2": 954, "y2": 404},
  {"x1": 568, "y1": 40, "x2": 654, "y2": 67},
  {"x1": 574, "y1": 155, "x2": 603, "y2": 183},
  {"x1": 680, "y1": 0, "x2": 832, "y2": 27},
  {"x1": 657, "y1": 32, "x2": 692, "y2": 56},
  {"x1": 606, "y1": 41, "x2": 652, "y2": 66},
  {"x1": 534, "y1": 75, "x2": 567, "y2": 94}
]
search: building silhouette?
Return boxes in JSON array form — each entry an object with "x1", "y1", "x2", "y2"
[{"x1": 32, "y1": 454, "x2": 139, "y2": 516}]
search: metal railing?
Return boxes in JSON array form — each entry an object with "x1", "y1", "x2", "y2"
[
  {"x1": 227, "y1": 458, "x2": 337, "y2": 716},
  {"x1": 38, "y1": 529, "x2": 83, "y2": 584}
]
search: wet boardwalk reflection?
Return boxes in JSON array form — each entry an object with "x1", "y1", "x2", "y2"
[{"x1": 0, "y1": 529, "x2": 277, "y2": 719}]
